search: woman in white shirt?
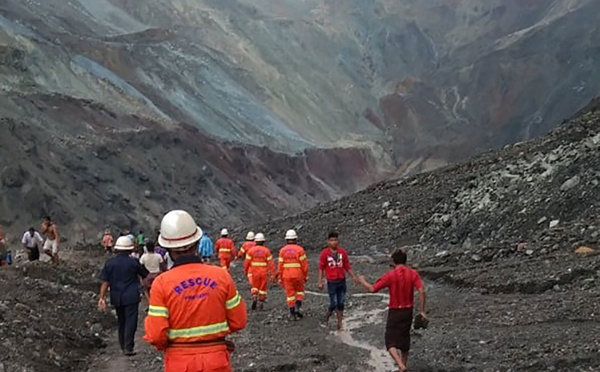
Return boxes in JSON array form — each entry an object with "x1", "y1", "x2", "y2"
[{"x1": 139, "y1": 241, "x2": 164, "y2": 302}]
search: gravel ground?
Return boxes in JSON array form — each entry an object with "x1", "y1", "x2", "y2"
[{"x1": 1, "y1": 104, "x2": 599, "y2": 372}]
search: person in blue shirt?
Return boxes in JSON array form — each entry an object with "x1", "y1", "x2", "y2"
[
  {"x1": 198, "y1": 231, "x2": 214, "y2": 263},
  {"x1": 98, "y1": 236, "x2": 148, "y2": 356}
]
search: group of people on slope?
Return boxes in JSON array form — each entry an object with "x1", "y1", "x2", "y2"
[
  {"x1": 97, "y1": 210, "x2": 427, "y2": 372},
  {"x1": 0, "y1": 217, "x2": 60, "y2": 266},
  {"x1": 102, "y1": 229, "x2": 150, "y2": 256}
]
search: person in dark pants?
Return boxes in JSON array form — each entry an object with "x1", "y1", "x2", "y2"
[
  {"x1": 21, "y1": 227, "x2": 43, "y2": 261},
  {"x1": 98, "y1": 236, "x2": 148, "y2": 356},
  {"x1": 317, "y1": 232, "x2": 357, "y2": 330},
  {"x1": 358, "y1": 249, "x2": 427, "y2": 372}
]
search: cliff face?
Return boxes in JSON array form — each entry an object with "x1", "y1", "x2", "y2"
[
  {"x1": 1, "y1": 0, "x2": 598, "y2": 237},
  {"x1": 0, "y1": 93, "x2": 386, "y2": 240}
]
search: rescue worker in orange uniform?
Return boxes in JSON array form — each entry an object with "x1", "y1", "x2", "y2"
[
  {"x1": 277, "y1": 229, "x2": 309, "y2": 320},
  {"x1": 237, "y1": 231, "x2": 256, "y2": 260},
  {"x1": 243, "y1": 233, "x2": 274, "y2": 311},
  {"x1": 215, "y1": 229, "x2": 236, "y2": 271},
  {"x1": 144, "y1": 210, "x2": 247, "y2": 372}
]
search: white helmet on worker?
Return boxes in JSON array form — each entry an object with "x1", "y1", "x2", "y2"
[
  {"x1": 285, "y1": 229, "x2": 298, "y2": 240},
  {"x1": 113, "y1": 236, "x2": 135, "y2": 251},
  {"x1": 158, "y1": 210, "x2": 203, "y2": 251},
  {"x1": 254, "y1": 233, "x2": 266, "y2": 242},
  {"x1": 221, "y1": 228, "x2": 229, "y2": 236},
  {"x1": 246, "y1": 231, "x2": 255, "y2": 241}
]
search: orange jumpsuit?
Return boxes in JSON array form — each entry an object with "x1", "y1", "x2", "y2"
[
  {"x1": 243, "y1": 245, "x2": 274, "y2": 301},
  {"x1": 237, "y1": 241, "x2": 255, "y2": 260},
  {"x1": 145, "y1": 256, "x2": 247, "y2": 372},
  {"x1": 215, "y1": 238, "x2": 236, "y2": 270},
  {"x1": 278, "y1": 244, "x2": 308, "y2": 308}
]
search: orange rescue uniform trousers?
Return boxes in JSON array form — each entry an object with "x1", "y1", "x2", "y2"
[
  {"x1": 165, "y1": 345, "x2": 231, "y2": 372},
  {"x1": 219, "y1": 256, "x2": 232, "y2": 271},
  {"x1": 216, "y1": 238, "x2": 236, "y2": 271},
  {"x1": 249, "y1": 271, "x2": 268, "y2": 301},
  {"x1": 282, "y1": 277, "x2": 305, "y2": 307}
]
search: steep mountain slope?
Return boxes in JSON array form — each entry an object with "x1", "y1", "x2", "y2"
[
  {"x1": 256, "y1": 99, "x2": 600, "y2": 255},
  {"x1": 0, "y1": 94, "x2": 384, "y2": 240},
  {"x1": 247, "y1": 100, "x2": 600, "y2": 372},
  {"x1": 3, "y1": 0, "x2": 599, "y2": 153},
  {"x1": 1, "y1": 0, "x2": 600, "y2": 237}
]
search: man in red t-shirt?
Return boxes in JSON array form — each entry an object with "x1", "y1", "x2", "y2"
[
  {"x1": 318, "y1": 232, "x2": 357, "y2": 330},
  {"x1": 358, "y1": 249, "x2": 426, "y2": 372}
]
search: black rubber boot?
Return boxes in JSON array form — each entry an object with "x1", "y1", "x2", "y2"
[
  {"x1": 289, "y1": 307, "x2": 298, "y2": 320},
  {"x1": 295, "y1": 301, "x2": 304, "y2": 318}
]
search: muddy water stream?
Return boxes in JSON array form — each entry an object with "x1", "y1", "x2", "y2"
[{"x1": 306, "y1": 290, "x2": 394, "y2": 371}]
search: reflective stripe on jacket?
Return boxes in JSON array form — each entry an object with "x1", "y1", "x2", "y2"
[
  {"x1": 278, "y1": 244, "x2": 308, "y2": 280},
  {"x1": 244, "y1": 245, "x2": 275, "y2": 278},
  {"x1": 238, "y1": 241, "x2": 256, "y2": 259},
  {"x1": 144, "y1": 257, "x2": 247, "y2": 350},
  {"x1": 215, "y1": 238, "x2": 236, "y2": 258}
]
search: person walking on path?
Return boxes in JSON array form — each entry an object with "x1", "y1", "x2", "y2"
[
  {"x1": 98, "y1": 236, "x2": 149, "y2": 356},
  {"x1": 41, "y1": 216, "x2": 60, "y2": 264},
  {"x1": 21, "y1": 227, "x2": 43, "y2": 262},
  {"x1": 277, "y1": 229, "x2": 308, "y2": 320},
  {"x1": 237, "y1": 232, "x2": 256, "y2": 260},
  {"x1": 198, "y1": 231, "x2": 214, "y2": 263},
  {"x1": 139, "y1": 241, "x2": 164, "y2": 303},
  {"x1": 318, "y1": 231, "x2": 357, "y2": 330},
  {"x1": 358, "y1": 249, "x2": 427, "y2": 372},
  {"x1": 215, "y1": 229, "x2": 236, "y2": 271},
  {"x1": 243, "y1": 233, "x2": 274, "y2": 311},
  {"x1": 145, "y1": 210, "x2": 247, "y2": 372}
]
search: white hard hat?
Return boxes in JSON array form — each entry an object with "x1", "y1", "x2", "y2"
[
  {"x1": 285, "y1": 229, "x2": 298, "y2": 240},
  {"x1": 221, "y1": 228, "x2": 229, "y2": 236},
  {"x1": 254, "y1": 233, "x2": 266, "y2": 242},
  {"x1": 246, "y1": 231, "x2": 255, "y2": 241},
  {"x1": 158, "y1": 210, "x2": 203, "y2": 251},
  {"x1": 114, "y1": 236, "x2": 135, "y2": 251}
]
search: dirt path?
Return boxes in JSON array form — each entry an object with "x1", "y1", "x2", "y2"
[
  {"x1": 86, "y1": 303, "x2": 162, "y2": 372},
  {"x1": 82, "y1": 258, "x2": 600, "y2": 372},
  {"x1": 336, "y1": 300, "x2": 393, "y2": 372},
  {"x1": 304, "y1": 289, "x2": 394, "y2": 371}
]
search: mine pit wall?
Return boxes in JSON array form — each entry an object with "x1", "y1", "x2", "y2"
[{"x1": 0, "y1": 93, "x2": 391, "y2": 244}]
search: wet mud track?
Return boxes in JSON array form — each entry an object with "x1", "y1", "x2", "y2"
[
  {"x1": 1, "y1": 250, "x2": 599, "y2": 372},
  {"x1": 89, "y1": 256, "x2": 599, "y2": 372}
]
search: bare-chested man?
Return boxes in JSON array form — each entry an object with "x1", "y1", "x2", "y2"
[{"x1": 41, "y1": 216, "x2": 60, "y2": 264}]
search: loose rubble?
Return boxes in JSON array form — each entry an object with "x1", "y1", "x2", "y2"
[{"x1": 1, "y1": 104, "x2": 600, "y2": 372}]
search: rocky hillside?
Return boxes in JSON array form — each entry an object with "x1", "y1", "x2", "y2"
[
  {"x1": 1, "y1": 0, "x2": 600, "y2": 238},
  {"x1": 0, "y1": 98, "x2": 384, "y2": 241},
  {"x1": 2, "y1": 0, "x2": 599, "y2": 159},
  {"x1": 255, "y1": 99, "x2": 600, "y2": 260},
  {"x1": 244, "y1": 101, "x2": 600, "y2": 372}
]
